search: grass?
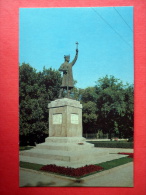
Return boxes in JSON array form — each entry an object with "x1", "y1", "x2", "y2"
[
  {"x1": 20, "y1": 156, "x2": 133, "y2": 178},
  {"x1": 20, "y1": 161, "x2": 43, "y2": 171},
  {"x1": 97, "y1": 156, "x2": 133, "y2": 170},
  {"x1": 87, "y1": 141, "x2": 133, "y2": 148},
  {"x1": 79, "y1": 156, "x2": 133, "y2": 178}
]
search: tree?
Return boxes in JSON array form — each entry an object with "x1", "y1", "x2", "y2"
[
  {"x1": 80, "y1": 87, "x2": 98, "y2": 137},
  {"x1": 19, "y1": 63, "x2": 61, "y2": 145},
  {"x1": 117, "y1": 84, "x2": 134, "y2": 138},
  {"x1": 95, "y1": 75, "x2": 133, "y2": 139}
]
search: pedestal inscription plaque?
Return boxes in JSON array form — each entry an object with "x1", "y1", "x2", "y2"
[
  {"x1": 53, "y1": 114, "x2": 62, "y2": 124},
  {"x1": 71, "y1": 114, "x2": 79, "y2": 124}
]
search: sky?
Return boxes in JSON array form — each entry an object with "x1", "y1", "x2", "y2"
[{"x1": 19, "y1": 7, "x2": 133, "y2": 89}]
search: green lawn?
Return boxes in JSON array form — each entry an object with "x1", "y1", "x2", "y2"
[
  {"x1": 20, "y1": 156, "x2": 133, "y2": 178},
  {"x1": 20, "y1": 161, "x2": 43, "y2": 171},
  {"x1": 87, "y1": 141, "x2": 133, "y2": 148},
  {"x1": 97, "y1": 156, "x2": 133, "y2": 170}
]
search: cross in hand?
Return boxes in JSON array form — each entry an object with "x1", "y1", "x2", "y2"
[{"x1": 76, "y1": 42, "x2": 79, "y2": 49}]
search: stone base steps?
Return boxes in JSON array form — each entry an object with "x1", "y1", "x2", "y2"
[
  {"x1": 19, "y1": 137, "x2": 129, "y2": 168},
  {"x1": 20, "y1": 152, "x2": 128, "y2": 168},
  {"x1": 45, "y1": 137, "x2": 88, "y2": 143},
  {"x1": 36, "y1": 142, "x2": 94, "y2": 151},
  {"x1": 20, "y1": 147, "x2": 108, "y2": 162}
]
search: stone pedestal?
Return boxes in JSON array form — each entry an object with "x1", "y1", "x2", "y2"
[
  {"x1": 20, "y1": 98, "x2": 126, "y2": 168},
  {"x1": 48, "y1": 98, "x2": 82, "y2": 137}
]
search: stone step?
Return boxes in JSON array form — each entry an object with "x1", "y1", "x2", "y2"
[
  {"x1": 20, "y1": 148, "x2": 108, "y2": 162},
  {"x1": 36, "y1": 142, "x2": 94, "y2": 151},
  {"x1": 45, "y1": 137, "x2": 87, "y2": 143},
  {"x1": 20, "y1": 153, "x2": 128, "y2": 168}
]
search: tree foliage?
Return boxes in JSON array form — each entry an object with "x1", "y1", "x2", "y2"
[
  {"x1": 80, "y1": 87, "x2": 98, "y2": 134},
  {"x1": 19, "y1": 63, "x2": 61, "y2": 145},
  {"x1": 72, "y1": 76, "x2": 133, "y2": 139},
  {"x1": 19, "y1": 64, "x2": 133, "y2": 145},
  {"x1": 95, "y1": 75, "x2": 134, "y2": 138}
]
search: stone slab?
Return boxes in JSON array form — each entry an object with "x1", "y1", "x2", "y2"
[
  {"x1": 45, "y1": 137, "x2": 86, "y2": 143},
  {"x1": 20, "y1": 150, "x2": 128, "y2": 168},
  {"x1": 19, "y1": 137, "x2": 132, "y2": 168},
  {"x1": 20, "y1": 137, "x2": 105, "y2": 167},
  {"x1": 48, "y1": 98, "x2": 82, "y2": 109},
  {"x1": 36, "y1": 142, "x2": 94, "y2": 151},
  {"x1": 20, "y1": 141, "x2": 102, "y2": 164}
]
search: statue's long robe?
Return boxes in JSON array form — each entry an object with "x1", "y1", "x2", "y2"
[
  {"x1": 59, "y1": 52, "x2": 78, "y2": 88},
  {"x1": 59, "y1": 62, "x2": 73, "y2": 87}
]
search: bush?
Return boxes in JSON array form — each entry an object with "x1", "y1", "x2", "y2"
[{"x1": 87, "y1": 141, "x2": 133, "y2": 148}]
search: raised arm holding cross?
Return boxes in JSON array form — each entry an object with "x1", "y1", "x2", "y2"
[{"x1": 59, "y1": 42, "x2": 79, "y2": 98}]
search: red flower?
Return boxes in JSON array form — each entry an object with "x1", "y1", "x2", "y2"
[
  {"x1": 40, "y1": 164, "x2": 104, "y2": 177},
  {"x1": 118, "y1": 152, "x2": 134, "y2": 158}
]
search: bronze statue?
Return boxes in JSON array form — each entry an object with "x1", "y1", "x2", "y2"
[{"x1": 59, "y1": 42, "x2": 79, "y2": 98}]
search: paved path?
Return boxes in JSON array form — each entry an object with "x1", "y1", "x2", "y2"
[{"x1": 19, "y1": 162, "x2": 133, "y2": 187}]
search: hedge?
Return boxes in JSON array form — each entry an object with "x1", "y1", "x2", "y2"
[{"x1": 87, "y1": 141, "x2": 133, "y2": 148}]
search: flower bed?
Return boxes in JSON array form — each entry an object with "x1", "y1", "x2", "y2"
[
  {"x1": 40, "y1": 164, "x2": 104, "y2": 177},
  {"x1": 118, "y1": 152, "x2": 134, "y2": 158}
]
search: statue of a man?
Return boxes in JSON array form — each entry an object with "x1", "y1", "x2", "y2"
[{"x1": 59, "y1": 44, "x2": 78, "y2": 98}]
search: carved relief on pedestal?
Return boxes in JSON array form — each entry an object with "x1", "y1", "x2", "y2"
[{"x1": 53, "y1": 114, "x2": 62, "y2": 124}]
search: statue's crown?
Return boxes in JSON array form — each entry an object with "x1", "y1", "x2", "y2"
[{"x1": 64, "y1": 55, "x2": 70, "y2": 58}]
